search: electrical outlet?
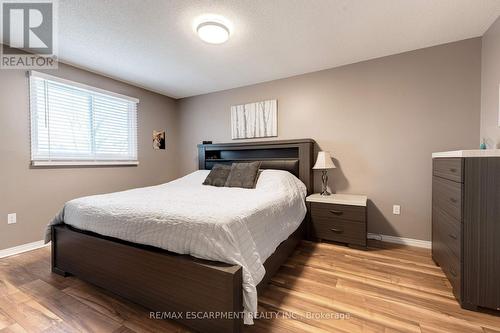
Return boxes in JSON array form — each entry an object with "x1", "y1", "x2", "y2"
[
  {"x1": 7, "y1": 213, "x2": 16, "y2": 224},
  {"x1": 393, "y1": 205, "x2": 401, "y2": 215}
]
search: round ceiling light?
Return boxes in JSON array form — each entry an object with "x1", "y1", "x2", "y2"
[{"x1": 196, "y1": 21, "x2": 230, "y2": 44}]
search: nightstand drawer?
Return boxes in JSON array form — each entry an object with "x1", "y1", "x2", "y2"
[
  {"x1": 310, "y1": 216, "x2": 366, "y2": 246},
  {"x1": 310, "y1": 202, "x2": 365, "y2": 222}
]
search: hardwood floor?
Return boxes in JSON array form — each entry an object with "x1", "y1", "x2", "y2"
[{"x1": 1, "y1": 240, "x2": 499, "y2": 332}]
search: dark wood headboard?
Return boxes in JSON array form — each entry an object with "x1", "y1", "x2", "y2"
[{"x1": 197, "y1": 139, "x2": 315, "y2": 194}]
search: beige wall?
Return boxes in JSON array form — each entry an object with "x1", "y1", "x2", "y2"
[
  {"x1": 177, "y1": 38, "x2": 482, "y2": 241},
  {"x1": 0, "y1": 37, "x2": 484, "y2": 249},
  {"x1": 480, "y1": 17, "x2": 500, "y2": 147},
  {"x1": 0, "y1": 63, "x2": 179, "y2": 250}
]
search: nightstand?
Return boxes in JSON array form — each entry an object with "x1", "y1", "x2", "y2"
[{"x1": 306, "y1": 193, "x2": 368, "y2": 248}]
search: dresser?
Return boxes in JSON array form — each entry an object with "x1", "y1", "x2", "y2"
[
  {"x1": 432, "y1": 150, "x2": 500, "y2": 311},
  {"x1": 306, "y1": 194, "x2": 367, "y2": 248}
]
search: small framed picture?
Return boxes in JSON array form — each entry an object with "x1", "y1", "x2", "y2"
[{"x1": 153, "y1": 130, "x2": 165, "y2": 150}]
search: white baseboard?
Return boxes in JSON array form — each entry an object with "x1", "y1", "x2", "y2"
[
  {"x1": 0, "y1": 234, "x2": 430, "y2": 258},
  {"x1": 0, "y1": 240, "x2": 48, "y2": 259},
  {"x1": 367, "y1": 233, "x2": 431, "y2": 249}
]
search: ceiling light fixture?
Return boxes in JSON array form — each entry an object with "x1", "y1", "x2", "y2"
[{"x1": 196, "y1": 20, "x2": 230, "y2": 44}]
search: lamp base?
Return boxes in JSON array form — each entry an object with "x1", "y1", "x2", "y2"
[{"x1": 320, "y1": 170, "x2": 331, "y2": 196}]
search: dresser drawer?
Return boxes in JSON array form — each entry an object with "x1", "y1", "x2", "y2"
[
  {"x1": 310, "y1": 202, "x2": 365, "y2": 222},
  {"x1": 310, "y1": 216, "x2": 366, "y2": 246},
  {"x1": 432, "y1": 231, "x2": 461, "y2": 299},
  {"x1": 433, "y1": 205, "x2": 461, "y2": 259},
  {"x1": 433, "y1": 158, "x2": 463, "y2": 183},
  {"x1": 432, "y1": 176, "x2": 462, "y2": 222},
  {"x1": 444, "y1": 251, "x2": 461, "y2": 300}
]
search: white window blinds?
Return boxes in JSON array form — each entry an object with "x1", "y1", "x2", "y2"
[{"x1": 29, "y1": 71, "x2": 139, "y2": 166}]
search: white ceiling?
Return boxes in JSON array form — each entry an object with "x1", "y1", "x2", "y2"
[{"x1": 55, "y1": 0, "x2": 500, "y2": 98}]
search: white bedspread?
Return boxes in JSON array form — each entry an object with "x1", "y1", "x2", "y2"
[{"x1": 46, "y1": 169, "x2": 307, "y2": 324}]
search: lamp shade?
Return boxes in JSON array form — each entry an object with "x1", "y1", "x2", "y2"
[{"x1": 313, "y1": 151, "x2": 336, "y2": 170}]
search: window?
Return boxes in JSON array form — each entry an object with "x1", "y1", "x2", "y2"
[{"x1": 29, "y1": 71, "x2": 139, "y2": 166}]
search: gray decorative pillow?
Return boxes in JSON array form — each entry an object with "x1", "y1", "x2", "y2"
[
  {"x1": 224, "y1": 162, "x2": 262, "y2": 189},
  {"x1": 203, "y1": 164, "x2": 232, "y2": 187}
]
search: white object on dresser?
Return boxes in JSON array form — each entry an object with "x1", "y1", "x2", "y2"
[{"x1": 306, "y1": 193, "x2": 367, "y2": 206}]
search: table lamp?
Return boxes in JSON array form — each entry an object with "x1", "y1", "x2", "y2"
[{"x1": 313, "y1": 151, "x2": 336, "y2": 195}]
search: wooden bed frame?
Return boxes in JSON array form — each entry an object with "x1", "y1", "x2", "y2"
[{"x1": 51, "y1": 139, "x2": 315, "y2": 333}]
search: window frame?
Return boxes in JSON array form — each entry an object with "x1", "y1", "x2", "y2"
[{"x1": 29, "y1": 71, "x2": 140, "y2": 167}]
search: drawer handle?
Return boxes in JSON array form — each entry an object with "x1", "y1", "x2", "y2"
[
  {"x1": 330, "y1": 228, "x2": 344, "y2": 233},
  {"x1": 449, "y1": 168, "x2": 457, "y2": 173},
  {"x1": 329, "y1": 210, "x2": 344, "y2": 215},
  {"x1": 449, "y1": 197, "x2": 458, "y2": 204},
  {"x1": 448, "y1": 233, "x2": 457, "y2": 240},
  {"x1": 450, "y1": 269, "x2": 457, "y2": 277}
]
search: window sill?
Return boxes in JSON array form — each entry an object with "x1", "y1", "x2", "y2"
[{"x1": 31, "y1": 161, "x2": 139, "y2": 167}]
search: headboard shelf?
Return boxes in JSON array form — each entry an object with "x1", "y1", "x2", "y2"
[
  {"x1": 198, "y1": 139, "x2": 315, "y2": 194},
  {"x1": 205, "y1": 157, "x2": 299, "y2": 162},
  {"x1": 199, "y1": 138, "x2": 314, "y2": 148}
]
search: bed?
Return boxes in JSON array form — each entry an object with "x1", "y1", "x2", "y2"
[{"x1": 49, "y1": 139, "x2": 314, "y2": 333}]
